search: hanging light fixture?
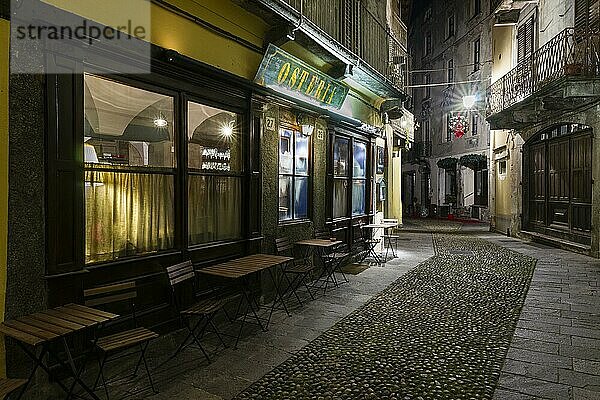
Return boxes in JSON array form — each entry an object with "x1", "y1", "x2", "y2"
[{"x1": 297, "y1": 113, "x2": 314, "y2": 136}]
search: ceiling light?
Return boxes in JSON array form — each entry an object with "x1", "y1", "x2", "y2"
[
  {"x1": 154, "y1": 118, "x2": 168, "y2": 128},
  {"x1": 221, "y1": 122, "x2": 234, "y2": 138}
]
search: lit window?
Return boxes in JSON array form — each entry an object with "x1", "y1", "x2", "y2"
[
  {"x1": 279, "y1": 128, "x2": 310, "y2": 221},
  {"x1": 84, "y1": 74, "x2": 175, "y2": 263},
  {"x1": 188, "y1": 101, "x2": 243, "y2": 244}
]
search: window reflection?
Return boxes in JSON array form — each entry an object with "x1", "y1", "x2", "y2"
[{"x1": 353, "y1": 142, "x2": 366, "y2": 178}]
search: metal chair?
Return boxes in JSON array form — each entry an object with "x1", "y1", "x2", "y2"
[
  {"x1": 381, "y1": 218, "x2": 400, "y2": 259},
  {"x1": 166, "y1": 261, "x2": 241, "y2": 363},
  {"x1": 83, "y1": 282, "x2": 159, "y2": 399},
  {"x1": 275, "y1": 237, "x2": 316, "y2": 306},
  {"x1": 314, "y1": 230, "x2": 350, "y2": 287}
]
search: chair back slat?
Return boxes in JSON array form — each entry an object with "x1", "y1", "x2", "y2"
[
  {"x1": 84, "y1": 282, "x2": 137, "y2": 307},
  {"x1": 167, "y1": 261, "x2": 194, "y2": 287},
  {"x1": 275, "y1": 237, "x2": 293, "y2": 255},
  {"x1": 314, "y1": 230, "x2": 329, "y2": 239}
]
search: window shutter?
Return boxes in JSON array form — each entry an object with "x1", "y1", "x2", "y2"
[
  {"x1": 517, "y1": 24, "x2": 526, "y2": 62},
  {"x1": 590, "y1": 0, "x2": 600, "y2": 33},
  {"x1": 575, "y1": 0, "x2": 589, "y2": 33}
]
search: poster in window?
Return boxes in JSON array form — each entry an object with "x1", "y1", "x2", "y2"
[{"x1": 376, "y1": 146, "x2": 385, "y2": 174}]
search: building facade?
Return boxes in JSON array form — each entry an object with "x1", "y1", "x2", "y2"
[
  {"x1": 487, "y1": 0, "x2": 600, "y2": 256},
  {"x1": 403, "y1": 0, "x2": 492, "y2": 220},
  {"x1": 1, "y1": 0, "x2": 412, "y2": 384}
]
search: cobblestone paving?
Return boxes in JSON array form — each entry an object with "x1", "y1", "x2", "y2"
[{"x1": 236, "y1": 235, "x2": 537, "y2": 400}]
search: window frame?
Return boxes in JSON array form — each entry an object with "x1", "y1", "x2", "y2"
[
  {"x1": 83, "y1": 74, "x2": 179, "y2": 265},
  {"x1": 447, "y1": 14, "x2": 455, "y2": 39},
  {"x1": 186, "y1": 95, "x2": 247, "y2": 246},
  {"x1": 278, "y1": 125, "x2": 313, "y2": 223},
  {"x1": 424, "y1": 73, "x2": 431, "y2": 99},
  {"x1": 473, "y1": 37, "x2": 481, "y2": 72},
  {"x1": 447, "y1": 59, "x2": 454, "y2": 82},
  {"x1": 471, "y1": 113, "x2": 478, "y2": 136},
  {"x1": 80, "y1": 74, "x2": 254, "y2": 266},
  {"x1": 332, "y1": 134, "x2": 369, "y2": 220},
  {"x1": 424, "y1": 31, "x2": 432, "y2": 56}
]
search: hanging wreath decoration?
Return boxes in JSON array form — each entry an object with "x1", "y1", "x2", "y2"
[
  {"x1": 436, "y1": 157, "x2": 458, "y2": 170},
  {"x1": 448, "y1": 113, "x2": 469, "y2": 139},
  {"x1": 459, "y1": 154, "x2": 487, "y2": 170}
]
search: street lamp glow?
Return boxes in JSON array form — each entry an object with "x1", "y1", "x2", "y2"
[{"x1": 463, "y1": 95, "x2": 477, "y2": 109}]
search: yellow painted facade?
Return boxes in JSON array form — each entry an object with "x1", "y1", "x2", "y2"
[{"x1": 0, "y1": 17, "x2": 9, "y2": 378}]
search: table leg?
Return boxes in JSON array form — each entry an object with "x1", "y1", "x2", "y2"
[{"x1": 266, "y1": 266, "x2": 290, "y2": 327}]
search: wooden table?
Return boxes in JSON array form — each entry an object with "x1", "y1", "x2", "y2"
[
  {"x1": 295, "y1": 239, "x2": 344, "y2": 292},
  {"x1": 0, "y1": 304, "x2": 118, "y2": 400},
  {"x1": 199, "y1": 254, "x2": 293, "y2": 347}
]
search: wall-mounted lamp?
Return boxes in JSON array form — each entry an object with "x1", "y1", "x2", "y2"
[
  {"x1": 463, "y1": 95, "x2": 477, "y2": 109},
  {"x1": 297, "y1": 113, "x2": 315, "y2": 136}
]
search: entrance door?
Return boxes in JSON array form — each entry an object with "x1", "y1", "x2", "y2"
[{"x1": 525, "y1": 125, "x2": 592, "y2": 244}]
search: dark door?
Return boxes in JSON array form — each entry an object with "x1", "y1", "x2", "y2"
[{"x1": 526, "y1": 128, "x2": 592, "y2": 244}]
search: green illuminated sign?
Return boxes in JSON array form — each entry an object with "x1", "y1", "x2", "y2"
[{"x1": 255, "y1": 44, "x2": 349, "y2": 110}]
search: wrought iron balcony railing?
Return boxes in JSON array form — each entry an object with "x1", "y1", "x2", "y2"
[
  {"x1": 487, "y1": 28, "x2": 600, "y2": 116},
  {"x1": 407, "y1": 141, "x2": 432, "y2": 162},
  {"x1": 278, "y1": 0, "x2": 408, "y2": 90}
]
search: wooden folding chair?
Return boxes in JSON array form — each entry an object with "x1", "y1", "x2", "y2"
[
  {"x1": 166, "y1": 261, "x2": 240, "y2": 363},
  {"x1": 0, "y1": 378, "x2": 26, "y2": 400},
  {"x1": 83, "y1": 282, "x2": 159, "y2": 399},
  {"x1": 275, "y1": 237, "x2": 316, "y2": 306}
]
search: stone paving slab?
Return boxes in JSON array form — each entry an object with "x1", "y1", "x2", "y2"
[{"x1": 481, "y1": 234, "x2": 600, "y2": 400}]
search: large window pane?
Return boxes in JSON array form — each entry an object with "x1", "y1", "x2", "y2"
[
  {"x1": 279, "y1": 128, "x2": 311, "y2": 222},
  {"x1": 333, "y1": 180, "x2": 348, "y2": 218},
  {"x1": 334, "y1": 137, "x2": 349, "y2": 176},
  {"x1": 279, "y1": 176, "x2": 293, "y2": 221},
  {"x1": 188, "y1": 176, "x2": 242, "y2": 245},
  {"x1": 294, "y1": 177, "x2": 309, "y2": 219},
  {"x1": 279, "y1": 129, "x2": 293, "y2": 174},
  {"x1": 352, "y1": 180, "x2": 366, "y2": 216},
  {"x1": 188, "y1": 101, "x2": 243, "y2": 172},
  {"x1": 295, "y1": 132, "x2": 309, "y2": 175},
  {"x1": 85, "y1": 170, "x2": 175, "y2": 263},
  {"x1": 84, "y1": 74, "x2": 175, "y2": 168},
  {"x1": 353, "y1": 142, "x2": 367, "y2": 178}
]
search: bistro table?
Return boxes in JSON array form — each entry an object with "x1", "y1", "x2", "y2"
[
  {"x1": 361, "y1": 223, "x2": 398, "y2": 264},
  {"x1": 198, "y1": 253, "x2": 293, "y2": 347},
  {"x1": 0, "y1": 303, "x2": 119, "y2": 400},
  {"x1": 295, "y1": 239, "x2": 344, "y2": 292}
]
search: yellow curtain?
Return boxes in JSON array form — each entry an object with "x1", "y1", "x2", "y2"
[
  {"x1": 188, "y1": 176, "x2": 241, "y2": 244},
  {"x1": 85, "y1": 170, "x2": 175, "y2": 263}
]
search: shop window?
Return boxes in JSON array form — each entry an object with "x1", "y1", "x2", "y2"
[
  {"x1": 279, "y1": 128, "x2": 310, "y2": 221},
  {"x1": 84, "y1": 74, "x2": 175, "y2": 263},
  {"x1": 333, "y1": 137, "x2": 349, "y2": 218},
  {"x1": 333, "y1": 136, "x2": 368, "y2": 218},
  {"x1": 188, "y1": 101, "x2": 243, "y2": 243},
  {"x1": 352, "y1": 142, "x2": 367, "y2": 216}
]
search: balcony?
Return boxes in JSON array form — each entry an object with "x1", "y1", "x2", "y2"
[
  {"x1": 487, "y1": 28, "x2": 600, "y2": 130},
  {"x1": 250, "y1": 0, "x2": 408, "y2": 98},
  {"x1": 406, "y1": 141, "x2": 432, "y2": 163}
]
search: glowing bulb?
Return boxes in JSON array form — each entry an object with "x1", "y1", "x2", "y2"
[
  {"x1": 463, "y1": 95, "x2": 477, "y2": 109},
  {"x1": 221, "y1": 122, "x2": 234, "y2": 138},
  {"x1": 154, "y1": 118, "x2": 168, "y2": 128}
]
